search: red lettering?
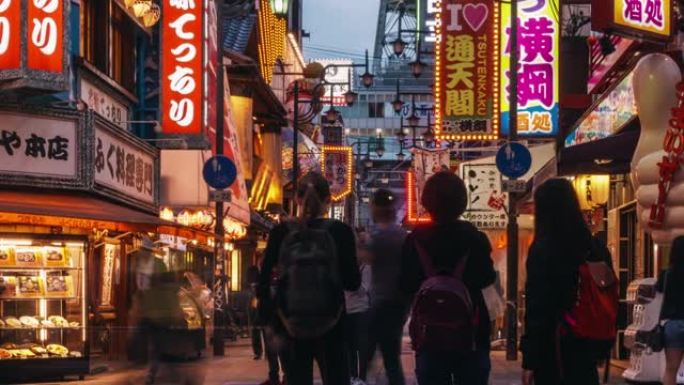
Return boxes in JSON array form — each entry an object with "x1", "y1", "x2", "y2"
[{"x1": 649, "y1": 203, "x2": 666, "y2": 229}]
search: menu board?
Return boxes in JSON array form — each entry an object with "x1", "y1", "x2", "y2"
[
  {"x1": 45, "y1": 276, "x2": 74, "y2": 298},
  {"x1": 0, "y1": 247, "x2": 70, "y2": 268},
  {"x1": 16, "y1": 276, "x2": 43, "y2": 297}
]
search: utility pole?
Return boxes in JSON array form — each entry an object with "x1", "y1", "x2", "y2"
[
  {"x1": 213, "y1": 0, "x2": 226, "y2": 357},
  {"x1": 506, "y1": 0, "x2": 520, "y2": 362},
  {"x1": 292, "y1": 81, "x2": 299, "y2": 215}
]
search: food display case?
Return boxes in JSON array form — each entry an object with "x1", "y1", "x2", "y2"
[{"x1": 0, "y1": 235, "x2": 88, "y2": 381}]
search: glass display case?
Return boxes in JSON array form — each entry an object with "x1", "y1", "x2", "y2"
[{"x1": 0, "y1": 234, "x2": 88, "y2": 381}]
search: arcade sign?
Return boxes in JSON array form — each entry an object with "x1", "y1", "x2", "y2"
[
  {"x1": 592, "y1": 0, "x2": 673, "y2": 42},
  {"x1": 0, "y1": 0, "x2": 69, "y2": 92}
]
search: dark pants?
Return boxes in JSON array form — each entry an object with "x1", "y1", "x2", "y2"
[
  {"x1": 416, "y1": 349, "x2": 489, "y2": 385},
  {"x1": 344, "y1": 311, "x2": 370, "y2": 380},
  {"x1": 285, "y1": 320, "x2": 349, "y2": 385},
  {"x1": 533, "y1": 338, "x2": 599, "y2": 385},
  {"x1": 252, "y1": 326, "x2": 264, "y2": 358},
  {"x1": 367, "y1": 301, "x2": 407, "y2": 385}
]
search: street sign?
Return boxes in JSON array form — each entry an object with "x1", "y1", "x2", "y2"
[
  {"x1": 496, "y1": 142, "x2": 532, "y2": 179},
  {"x1": 209, "y1": 190, "x2": 232, "y2": 202},
  {"x1": 502, "y1": 179, "x2": 527, "y2": 193},
  {"x1": 203, "y1": 155, "x2": 237, "y2": 190}
]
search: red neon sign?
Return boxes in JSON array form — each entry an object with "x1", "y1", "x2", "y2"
[
  {"x1": 161, "y1": 0, "x2": 204, "y2": 134},
  {"x1": 27, "y1": 0, "x2": 63, "y2": 73},
  {"x1": 0, "y1": 0, "x2": 20, "y2": 70},
  {"x1": 406, "y1": 172, "x2": 432, "y2": 224}
]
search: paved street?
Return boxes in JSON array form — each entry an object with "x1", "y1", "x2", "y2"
[{"x1": 17, "y1": 339, "x2": 628, "y2": 385}]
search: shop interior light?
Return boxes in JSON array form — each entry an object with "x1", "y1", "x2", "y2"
[
  {"x1": 142, "y1": 3, "x2": 160, "y2": 27},
  {"x1": 0, "y1": 239, "x2": 32, "y2": 246},
  {"x1": 132, "y1": 0, "x2": 151, "y2": 18},
  {"x1": 269, "y1": 0, "x2": 289, "y2": 17}
]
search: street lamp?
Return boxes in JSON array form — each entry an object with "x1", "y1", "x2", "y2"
[
  {"x1": 360, "y1": 50, "x2": 375, "y2": 89},
  {"x1": 407, "y1": 113, "x2": 420, "y2": 129},
  {"x1": 396, "y1": 152, "x2": 406, "y2": 162},
  {"x1": 409, "y1": 58, "x2": 427, "y2": 78},
  {"x1": 396, "y1": 129, "x2": 407, "y2": 142},
  {"x1": 269, "y1": 0, "x2": 289, "y2": 17},
  {"x1": 392, "y1": 80, "x2": 404, "y2": 114},
  {"x1": 344, "y1": 90, "x2": 358, "y2": 106},
  {"x1": 326, "y1": 106, "x2": 341, "y2": 122},
  {"x1": 392, "y1": 37, "x2": 407, "y2": 57},
  {"x1": 375, "y1": 144, "x2": 385, "y2": 158},
  {"x1": 422, "y1": 128, "x2": 435, "y2": 143}
]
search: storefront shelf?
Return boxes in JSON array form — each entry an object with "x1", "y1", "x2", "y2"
[
  {"x1": 0, "y1": 297, "x2": 77, "y2": 301},
  {"x1": 0, "y1": 267, "x2": 81, "y2": 271}
]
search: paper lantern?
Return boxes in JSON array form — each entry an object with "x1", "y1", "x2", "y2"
[
  {"x1": 142, "y1": 3, "x2": 160, "y2": 27},
  {"x1": 132, "y1": 0, "x2": 151, "y2": 18},
  {"x1": 573, "y1": 175, "x2": 609, "y2": 211}
]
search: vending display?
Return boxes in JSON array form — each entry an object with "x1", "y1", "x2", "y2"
[
  {"x1": 623, "y1": 278, "x2": 684, "y2": 383},
  {"x1": 0, "y1": 235, "x2": 88, "y2": 380}
]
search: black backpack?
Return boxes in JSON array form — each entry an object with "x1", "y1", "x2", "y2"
[{"x1": 276, "y1": 220, "x2": 344, "y2": 339}]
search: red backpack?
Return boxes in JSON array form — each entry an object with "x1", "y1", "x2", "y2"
[
  {"x1": 409, "y1": 242, "x2": 477, "y2": 352},
  {"x1": 563, "y1": 260, "x2": 619, "y2": 342}
]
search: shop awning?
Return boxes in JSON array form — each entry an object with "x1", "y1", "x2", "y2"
[
  {"x1": 0, "y1": 190, "x2": 212, "y2": 242},
  {"x1": 558, "y1": 128, "x2": 639, "y2": 175}
]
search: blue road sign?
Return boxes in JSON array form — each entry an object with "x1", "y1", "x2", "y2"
[
  {"x1": 203, "y1": 155, "x2": 237, "y2": 190},
  {"x1": 496, "y1": 142, "x2": 532, "y2": 179}
]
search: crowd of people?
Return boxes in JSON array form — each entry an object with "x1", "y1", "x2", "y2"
[
  {"x1": 132, "y1": 169, "x2": 684, "y2": 385},
  {"x1": 249, "y1": 170, "x2": 625, "y2": 385}
]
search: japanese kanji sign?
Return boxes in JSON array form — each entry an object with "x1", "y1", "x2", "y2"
[
  {"x1": 95, "y1": 125, "x2": 156, "y2": 205},
  {"x1": 27, "y1": 0, "x2": 64, "y2": 73},
  {"x1": 80, "y1": 79, "x2": 129, "y2": 130},
  {"x1": 321, "y1": 145, "x2": 353, "y2": 202},
  {"x1": 460, "y1": 163, "x2": 507, "y2": 229},
  {"x1": 0, "y1": 113, "x2": 77, "y2": 178},
  {"x1": 161, "y1": 0, "x2": 205, "y2": 134},
  {"x1": 592, "y1": 0, "x2": 672, "y2": 41},
  {"x1": 615, "y1": 0, "x2": 671, "y2": 38},
  {"x1": 500, "y1": 0, "x2": 560, "y2": 137},
  {"x1": 407, "y1": 148, "x2": 451, "y2": 223},
  {"x1": 435, "y1": 0, "x2": 500, "y2": 141}
]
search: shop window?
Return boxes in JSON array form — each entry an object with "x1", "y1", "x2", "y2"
[
  {"x1": 111, "y1": 6, "x2": 137, "y2": 92},
  {"x1": 368, "y1": 102, "x2": 385, "y2": 118},
  {"x1": 81, "y1": 0, "x2": 108, "y2": 74},
  {"x1": 81, "y1": 1, "x2": 137, "y2": 93}
]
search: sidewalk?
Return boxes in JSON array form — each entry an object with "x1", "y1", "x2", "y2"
[{"x1": 18, "y1": 340, "x2": 628, "y2": 385}]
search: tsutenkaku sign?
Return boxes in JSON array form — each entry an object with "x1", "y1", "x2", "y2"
[
  {"x1": 500, "y1": 0, "x2": 560, "y2": 137},
  {"x1": 161, "y1": 0, "x2": 205, "y2": 134},
  {"x1": 435, "y1": 0, "x2": 500, "y2": 141}
]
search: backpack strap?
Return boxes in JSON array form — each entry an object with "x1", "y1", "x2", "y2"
[{"x1": 414, "y1": 240, "x2": 437, "y2": 277}]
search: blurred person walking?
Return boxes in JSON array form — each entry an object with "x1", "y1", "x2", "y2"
[
  {"x1": 258, "y1": 172, "x2": 361, "y2": 385},
  {"x1": 521, "y1": 179, "x2": 617, "y2": 385},
  {"x1": 400, "y1": 172, "x2": 496, "y2": 385},
  {"x1": 657, "y1": 236, "x2": 684, "y2": 385},
  {"x1": 364, "y1": 189, "x2": 408, "y2": 385},
  {"x1": 344, "y1": 241, "x2": 372, "y2": 384}
]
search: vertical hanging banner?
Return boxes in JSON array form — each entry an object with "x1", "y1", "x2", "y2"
[
  {"x1": 161, "y1": 0, "x2": 205, "y2": 134},
  {"x1": 407, "y1": 148, "x2": 451, "y2": 223},
  {"x1": 321, "y1": 145, "x2": 353, "y2": 202},
  {"x1": 500, "y1": 0, "x2": 560, "y2": 137},
  {"x1": 27, "y1": 0, "x2": 64, "y2": 73},
  {"x1": 0, "y1": 0, "x2": 20, "y2": 70},
  {"x1": 435, "y1": 0, "x2": 500, "y2": 141}
]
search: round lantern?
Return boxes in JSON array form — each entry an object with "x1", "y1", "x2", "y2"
[{"x1": 573, "y1": 175, "x2": 609, "y2": 211}]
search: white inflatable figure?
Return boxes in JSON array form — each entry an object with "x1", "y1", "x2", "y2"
[{"x1": 631, "y1": 53, "x2": 684, "y2": 245}]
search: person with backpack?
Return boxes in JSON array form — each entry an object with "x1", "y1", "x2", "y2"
[
  {"x1": 365, "y1": 189, "x2": 409, "y2": 385},
  {"x1": 521, "y1": 179, "x2": 618, "y2": 385},
  {"x1": 258, "y1": 172, "x2": 361, "y2": 385},
  {"x1": 400, "y1": 172, "x2": 497, "y2": 385},
  {"x1": 657, "y1": 236, "x2": 684, "y2": 385}
]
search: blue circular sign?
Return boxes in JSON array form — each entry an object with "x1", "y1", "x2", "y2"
[
  {"x1": 203, "y1": 155, "x2": 237, "y2": 190},
  {"x1": 496, "y1": 142, "x2": 532, "y2": 179}
]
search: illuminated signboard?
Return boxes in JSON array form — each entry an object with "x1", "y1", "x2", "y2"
[
  {"x1": 565, "y1": 72, "x2": 636, "y2": 147},
  {"x1": 406, "y1": 148, "x2": 450, "y2": 224},
  {"x1": 500, "y1": 0, "x2": 560, "y2": 137},
  {"x1": 161, "y1": 0, "x2": 205, "y2": 134},
  {"x1": 0, "y1": 0, "x2": 68, "y2": 91},
  {"x1": 435, "y1": 0, "x2": 500, "y2": 141},
  {"x1": 321, "y1": 145, "x2": 353, "y2": 202},
  {"x1": 27, "y1": 0, "x2": 64, "y2": 73},
  {"x1": 317, "y1": 59, "x2": 353, "y2": 107},
  {"x1": 592, "y1": 0, "x2": 672, "y2": 41},
  {"x1": 419, "y1": 0, "x2": 440, "y2": 43}
]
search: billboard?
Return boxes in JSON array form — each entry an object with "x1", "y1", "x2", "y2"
[
  {"x1": 435, "y1": 0, "x2": 500, "y2": 141},
  {"x1": 500, "y1": 0, "x2": 560, "y2": 137}
]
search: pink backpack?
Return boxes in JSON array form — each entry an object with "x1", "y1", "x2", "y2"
[{"x1": 409, "y1": 242, "x2": 477, "y2": 352}]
